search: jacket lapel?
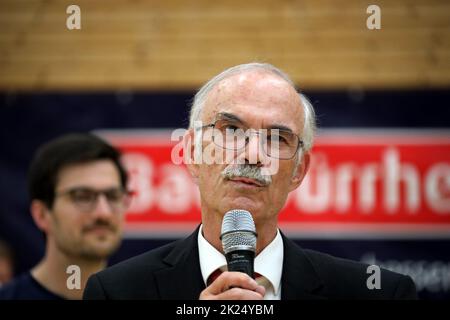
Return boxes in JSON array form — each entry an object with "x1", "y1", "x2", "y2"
[
  {"x1": 280, "y1": 233, "x2": 326, "y2": 299},
  {"x1": 153, "y1": 226, "x2": 206, "y2": 299},
  {"x1": 152, "y1": 227, "x2": 325, "y2": 300}
]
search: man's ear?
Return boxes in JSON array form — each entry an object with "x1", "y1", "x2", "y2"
[
  {"x1": 289, "y1": 152, "x2": 310, "y2": 192},
  {"x1": 183, "y1": 128, "x2": 200, "y2": 185},
  {"x1": 30, "y1": 200, "x2": 52, "y2": 234}
]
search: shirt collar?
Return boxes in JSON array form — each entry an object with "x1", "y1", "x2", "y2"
[
  {"x1": 198, "y1": 225, "x2": 228, "y2": 286},
  {"x1": 197, "y1": 224, "x2": 283, "y2": 295},
  {"x1": 254, "y1": 229, "x2": 283, "y2": 295}
]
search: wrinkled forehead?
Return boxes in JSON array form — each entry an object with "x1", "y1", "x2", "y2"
[{"x1": 202, "y1": 71, "x2": 304, "y2": 133}]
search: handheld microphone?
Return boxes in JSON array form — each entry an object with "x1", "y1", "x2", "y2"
[{"x1": 220, "y1": 209, "x2": 257, "y2": 278}]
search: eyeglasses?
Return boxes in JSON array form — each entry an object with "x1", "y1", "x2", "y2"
[
  {"x1": 200, "y1": 118, "x2": 304, "y2": 160},
  {"x1": 55, "y1": 187, "x2": 131, "y2": 213}
]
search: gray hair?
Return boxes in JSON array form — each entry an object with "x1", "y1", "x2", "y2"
[{"x1": 188, "y1": 62, "x2": 316, "y2": 153}]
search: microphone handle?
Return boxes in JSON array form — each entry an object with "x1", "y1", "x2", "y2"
[{"x1": 225, "y1": 250, "x2": 255, "y2": 279}]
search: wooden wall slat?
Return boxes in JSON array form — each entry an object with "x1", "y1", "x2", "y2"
[{"x1": 0, "y1": 0, "x2": 448, "y2": 90}]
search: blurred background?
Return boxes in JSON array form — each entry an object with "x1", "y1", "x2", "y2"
[{"x1": 0, "y1": 0, "x2": 449, "y2": 299}]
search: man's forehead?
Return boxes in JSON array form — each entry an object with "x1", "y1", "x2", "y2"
[
  {"x1": 214, "y1": 71, "x2": 293, "y2": 96},
  {"x1": 202, "y1": 71, "x2": 303, "y2": 130},
  {"x1": 56, "y1": 160, "x2": 121, "y2": 190}
]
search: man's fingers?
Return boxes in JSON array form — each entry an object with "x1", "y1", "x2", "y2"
[
  {"x1": 254, "y1": 284, "x2": 266, "y2": 297},
  {"x1": 208, "y1": 272, "x2": 261, "y2": 294},
  {"x1": 215, "y1": 287, "x2": 264, "y2": 300},
  {"x1": 199, "y1": 271, "x2": 266, "y2": 300}
]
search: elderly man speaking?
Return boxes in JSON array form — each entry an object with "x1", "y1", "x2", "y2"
[{"x1": 84, "y1": 63, "x2": 417, "y2": 300}]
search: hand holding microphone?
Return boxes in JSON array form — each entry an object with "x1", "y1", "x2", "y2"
[{"x1": 199, "y1": 210, "x2": 266, "y2": 300}]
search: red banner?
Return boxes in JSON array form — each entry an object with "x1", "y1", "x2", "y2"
[{"x1": 98, "y1": 130, "x2": 450, "y2": 239}]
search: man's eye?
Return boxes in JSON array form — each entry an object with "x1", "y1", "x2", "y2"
[
  {"x1": 105, "y1": 190, "x2": 122, "y2": 202},
  {"x1": 268, "y1": 134, "x2": 287, "y2": 144},
  {"x1": 224, "y1": 124, "x2": 239, "y2": 131},
  {"x1": 71, "y1": 191, "x2": 95, "y2": 202}
]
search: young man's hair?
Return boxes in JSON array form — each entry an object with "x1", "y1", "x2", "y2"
[{"x1": 28, "y1": 133, "x2": 128, "y2": 209}]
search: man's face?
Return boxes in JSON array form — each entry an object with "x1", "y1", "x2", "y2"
[
  {"x1": 192, "y1": 71, "x2": 309, "y2": 225},
  {"x1": 46, "y1": 160, "x2": 126, "y2": 260}
]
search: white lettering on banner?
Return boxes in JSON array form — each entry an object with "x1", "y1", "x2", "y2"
[
  {"x1": 295, "y1": 147, "x2": 449, "y2": 215},
  {"x1": 121, "y1": 146, "x2": 449, "y2": 219},
  {"x1": 122, "y1": 153, "x2": 155, "y2": 212},
  {"x1": 335, "y1": 164, "x2": 355, "y2": 212},
  {"x1": 295, "y1": 153, "x2": 332, "y2": 213},
  {"x1": 360, "y1": 163, "x2": 378, "y2": 213},
  {"x1": 157, "y1": 164, "x2": 195, "y2": 214},
  {"x1": 123, "y1": 153, "x2": 201, "y2": 215},
  {"x1": 425, "y1": 163, "x2": 450, "y2": 213},
  {"x1": 384, "y1": 148, "x2": 420, "y2": 213}
]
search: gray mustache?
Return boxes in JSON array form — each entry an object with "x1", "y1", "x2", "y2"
[{"x1": 221, "y1": 164, "x2": 272, "y2": 186}]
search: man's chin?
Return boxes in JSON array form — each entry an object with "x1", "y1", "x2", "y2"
[
  {"x1": 80, "y1": 239, "x2": 121, "y2": 260},
  {"x1": 222, "y1": 196, "x2": 263, "y2": 215},
  {"x1": 79, "y1": 247, "x2": 117, "y2": 260}
]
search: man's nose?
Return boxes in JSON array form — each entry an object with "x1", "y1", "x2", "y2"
[
  {"x1": 92, "y1": 194, "x2": 114, "y2": 218},
  {"x1": 244, "y1": 131, "x2": 268, "y2": 166}
]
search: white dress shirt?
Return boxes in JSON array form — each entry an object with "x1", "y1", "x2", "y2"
[{"x1": 197, "y1": 224, "x2": 283, "y2": 300}]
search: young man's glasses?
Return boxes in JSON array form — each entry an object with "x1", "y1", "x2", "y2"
[{"x1": 55, "y1": 187, "x2": 131, "y2": 213}]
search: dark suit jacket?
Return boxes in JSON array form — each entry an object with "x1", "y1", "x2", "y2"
[{"x1": 83, "y1": 227, "x2": 417, "y2": 299}]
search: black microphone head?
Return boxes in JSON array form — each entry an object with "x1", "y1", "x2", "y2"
[{"x1": 221, "y1": 209, "x2": 257, "y2": 254}]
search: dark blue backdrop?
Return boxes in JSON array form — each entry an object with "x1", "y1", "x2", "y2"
[{"x1": 1, "y1": 89, "x2": 449, "y2": 299}]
